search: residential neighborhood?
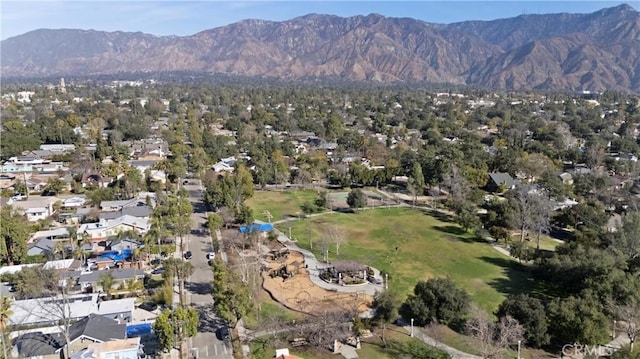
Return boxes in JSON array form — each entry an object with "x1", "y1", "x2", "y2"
[{"x1": 0, "y1": 75, "x2": 639, "y2": 359}]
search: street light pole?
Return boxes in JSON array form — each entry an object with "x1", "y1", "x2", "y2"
[
  {"x1": 517, "y1": 340, "x2": 521, "y2": 359},
  {"x1": 410, "y1": 318, "x2": 414, "y2": 337}
]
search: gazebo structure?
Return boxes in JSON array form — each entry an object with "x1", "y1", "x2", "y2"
[{"x1": 320, "y1": 261, "x2": 369, "y2": 285}]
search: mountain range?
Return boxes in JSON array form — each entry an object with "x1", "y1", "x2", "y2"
[{"x1": 1, "y1": 4, "x2": 639, "y2": 92}]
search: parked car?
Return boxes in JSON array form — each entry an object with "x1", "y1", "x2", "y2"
[
  {"x1": 216, "y1": 326, "x2": 231, "y2": 341},
  {"x1": 184, "y1": 251, "x2": 193, "y2": 260},
  {"x1": 206, "y1": 252, "x2": 216, "y2": 260},
  {"x1": 138, "y1": 302, "x2": 158, "y2": 312},
  {"x1": 152, "y1": 267, "x2": 166, "y2": 275},
  {"x1": 150, "y1": 258, "x2": 162, "y2": 266}
]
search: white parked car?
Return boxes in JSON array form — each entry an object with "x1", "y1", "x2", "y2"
[{"x1": 206, "y1": 252, "x2": 216, "y2": 260}]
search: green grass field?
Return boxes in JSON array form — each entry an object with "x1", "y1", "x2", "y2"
[
  {"x1": 249, "y1": 325, "x2": 448, "y2": 359},
  {"x1": 246, "y1": 189, "x2": 322, "y2": 222},
  {"x1": 280, "y1": 207, "x2": 535, "y2": 313},
  {"x1": 242, "y1": 292, "x2": 306, "y2": 330},
  {"x1": 506, "y1": 234, "x2": 562, "y2": 252}
]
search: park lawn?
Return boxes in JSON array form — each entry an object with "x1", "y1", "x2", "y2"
[
  {"x1": 246, "y1": 190, "x2": 322, "y2": 222},
  {"x1": 249, "y1": 324, "x2": 446, "y2": 359},
  {"x1": 281, "y1": 207, "x2": 534, "y2": 314},
  {"x1": 506, "y1": 234, "x2": 562, "y2": 252},
  {"x1": 242, "y1": 290, "x2": 306, "y2": 330}
]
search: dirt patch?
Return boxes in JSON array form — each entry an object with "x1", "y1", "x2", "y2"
[{"x1": 262, "y1": 251, "x2": 373, "y2": 316}]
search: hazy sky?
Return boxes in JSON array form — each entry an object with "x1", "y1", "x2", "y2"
[{"x1": 1, "y1": 1, "x2": 637, "y2": 40}]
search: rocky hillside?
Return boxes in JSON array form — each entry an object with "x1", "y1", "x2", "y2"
[{"x1": 1, "y1": 4, "x2": 638, "y2": 92}]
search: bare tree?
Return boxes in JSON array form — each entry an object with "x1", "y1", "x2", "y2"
[
  {"x1": 465, "y1": 307, "x2": 524, "y2": 359},
  {"x1": 511, "y1": 184, "x2": 537, "y2": 243},
  {"x1": 302, "y1": 310, "x2": 351, "y2": 349},
  {"x1": 618, "y1": 299, "x2": 640, "y2": 352},
  {"x1": 528, "y1": 191, "x2": 553, "y2": 251},
  {"x1": 317, "y1": 236, "x2": 330, "y2": 263},
  {"x1": 13, "y1": 280, "x2": 75, "y2": 359},
  {"x1": 442, "y1": 164, "x2": 470, "y2": 203},
  {"x1": 324, "y1": 226, "x2": 347, "y2": 256}
]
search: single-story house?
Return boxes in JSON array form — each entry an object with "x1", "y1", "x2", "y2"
[
  {"x1": 62, "y1": 197, "x2": 86, "y2": 208},
  {"x1": 78, "y1": 215, "x2": 150, "y2": 241},
  {"x1": 25, "y1": 207, "x2": 49, "y2": 221},
  {"x1": 558, "y1": 172, "x2": 573, "y2": 185},
  {"x1": 8, "y1": 196, "x2": 57, "y2": 219},
  {"x1": 98, "y1": 205, "x2": 151, "y2": 221},
  {"x1": 65, "y1": 314, "x2": 127, "y2": 357},
  {"x1": 487, "y1": 172, "x2": 517, "y2": 192},
  {"x1": 0, "y1": 264, "x2": 39, "y2": 276},
  {"x1": 12, "y1": 332, "x2": 67, "y2": 359},
  {"x1": 81, "y1": 173, "x2": 112, "y2": 188},
  {"x1": 70, "y1": 337, "x2": 142, "y2": 359},
  {"x1": 77, "y1": 268, "x2": 145, "y2": 293},
  {"x1": 30, "y1": 227, "x2": 71, "y2": 244},
  {"x1": 99, "y1": 199, "x2": 146, "y2": 212},
  {"x1": 43, "y1": 259, "x2": 79, "y2": 271},
  {"x1": 27, "y1": 237, "x2": 56, "y2": 257},
  {"x1": 107, "y1": 238, "x2": 143, "y2": 252},
  {"x1": 9, "y1": 294, "x2": 135, "y2": 327}
]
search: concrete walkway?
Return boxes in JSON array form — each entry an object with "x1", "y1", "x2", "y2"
[{"x1": 400, "y1": 324, "x2": 482, "y2": 359}]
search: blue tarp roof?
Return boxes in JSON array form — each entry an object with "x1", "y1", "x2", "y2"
[
  {"x1": 239, "y1": 223, "x2": 273, "y2": 233},
  {"x1": 127, "y1": 323, "x2": 152, "y2": 337}
]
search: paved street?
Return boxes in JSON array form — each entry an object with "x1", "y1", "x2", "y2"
[{"x1": 183, "y1": 180, "x2": 233, "y2": 359}]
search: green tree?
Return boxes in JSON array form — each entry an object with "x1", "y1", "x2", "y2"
[
  {"x1": 0, "y1": 206, "x2": 29, "y2": 265},
  {"x1": 163, "y1": 258, "x2": 194, "y2": 306},
  {"x1": 235, "y1": 203, "x2": 254, "y2": 225},
  {"x1": 211, "y1": 258, "x2": 253, "y2": 326},
  {"x1": 372, "y1": 291, "x2": 399, "y2": 344},
  {"x1": 509, "y1": 242, "x2": 535, "y2": 263},
  {"x1": 13, "y1": 181, "x2": 27, "y2": 196},
  {"x1": 407, "y1": 162, "x2": 425, "y2": 206},
  {"x1": 44, "y1": 177, "x2": 65, "y2": 194},
  {"x1": 399, "y1": 277, "x2": 469, "y2": 326},
  {"x1": 547, "y1": 292, "x2": 609, "y2": 345},
  {"x1": 0, "y1": 297, "x2": 13, "y2": 331},
  {"x1": 153, "y1": 306, "x2": 199, "y2": 356},
  {"x1": 206, "y1": 213, "x2": 223, "y2": 238},
  {"x1": 496, "y1": 294, "x2": 549, "y2": 347},
  {"x1": 347, "y1": 188, "x2": 366, "y2": 212},
  {"x1": 325, "y1": 114, "x2": 345, "y2": 141},
  {"x1": 12, "y1": 266, "x2": 58, "y2": 299},
  {"x1": 0, "y1": 296, "x2": 13, "y2": 358},
  {"x1": 99, "y1": 273, "x2": 115, "y2": 298},
  {"x1": 611, "y1": 211, "x2": 640, "y2": 266}
]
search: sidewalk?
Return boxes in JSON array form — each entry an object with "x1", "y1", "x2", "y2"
[{"x1": 401, "y1": 324, "x2": 481, "y2": 359}]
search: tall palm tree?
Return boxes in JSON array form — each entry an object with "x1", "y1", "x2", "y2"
[{"x1": 79, "y1": 232, "x2": 93, "y2": 265}]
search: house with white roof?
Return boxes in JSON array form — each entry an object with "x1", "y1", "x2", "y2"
[
  {"x1": 78, "y1": 215, "x2": 150, "y2": 241},
  {"x1": 25, "y1": 207, "x2": 49, "y2": 221},
  {"x1": 212, "y1": 156, "x2": 236, "y2": 173},
  {"x1": 9, "y1": 294, "x2": 136, "y2": 327},
  {"x1": 62, "y1": 197, "x2": 86, "y2": 208}
]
